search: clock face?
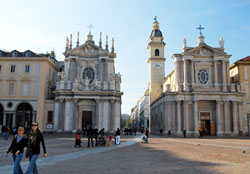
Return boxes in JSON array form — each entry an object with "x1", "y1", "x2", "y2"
[{"x1": 154, "y1": 63, "x2": 161, "y2": 70}]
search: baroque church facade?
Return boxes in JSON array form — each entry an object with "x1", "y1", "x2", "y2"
[
  {"x1": 54, "y1": 32, "x2": 123, "y2": 133},
  {"x1": 148, "y1": 20, "x2": 245, "y2": 136}
]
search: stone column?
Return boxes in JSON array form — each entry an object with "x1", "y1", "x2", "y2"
[
  {"x1": 191, "y1": 60, "x2": 195, "y2": 86},
  {"x1": 194, "y1": 100, "x2": 198, "y2": 135},
  {"x1": 214, "y1": 60, "x2": 218, "y2": 88},
  {"x1": 185, "y1": 101, "x2": 190, "y2": 133},
  {"x1": 176, "y1": 101, "x2": 181, "y2": 134},
  {"x1": 224, "y1": 101, "x2": 231, "y2": 134},
  {"x1": 98, "y1": 100, "x2": 103, "y2": 129},
  {"x1": 12, "y1": 113, "x2": 16, "y2": 128},
  {"x1": 216, "y1": 100, "x2": 222, "y2": 135},
  {"x1": 183, "y1": 60, "x2": 189, "y2": 91},
  {"x1": 114, "y1": 100, "x2": 121, "y2": 130},
  {"x1": 32, "y1": 112, "x2": 36, "y2": 122},
  {"x1": 238, "y1": 102, "x2": 243, "y2": 132},
  {"x1": 54, "y1": 100, "x2": 60, "y2": 131},
  {"x1": 3, "y1": 112, "x2": 7, "y2": 126},
  {"x1": 58, "y1": 99, "x2": 64, "y2": 131},
  {"x1": 74, "y1": 99, "x2": 79, "y2": 130},
  {"x1": 64, "y1": 99, "x2": 73, "y2": 131},
  {"x1": 110, "y1": 100, "x2": 115, "y2": 131},
  {"x1": 102, "y1": 100, "x2": 109, "y2": 130},
  {"x1": 167, "y1": 103, "x2": 172, "y2": 131},
  {"x1": 171, "y1": 101, "x2": 176, "y2": 132},
  {"x1": 222, "y1": 61, "x2": 227, "y2": 92},
  {"x1": 175, "y1": 60, "x2": 181, "y2": 91},
  {"x1": 164, "y1": 103, "x2": 168, "y2": 133},
  {"x1": 232, "y1": 101, "x2": 239, "y2": 134}
]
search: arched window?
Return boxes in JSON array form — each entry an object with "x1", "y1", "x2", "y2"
[{"x1": 155, "y1": 49, "x2": 159, "y2": 56}]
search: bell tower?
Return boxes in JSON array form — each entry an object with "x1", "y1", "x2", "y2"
[{"x1": 148, "y1": 17, "x2": 166, "y2": 104}]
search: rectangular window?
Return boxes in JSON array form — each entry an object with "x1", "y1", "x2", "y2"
[
  {"x1": 23, "y1": 84, "x2": 28, "y2": 96},
  {"x1": 8, "y1": 83, "x2": 14, "y2": 96},
  {"x1": 25, "y1": 65, "x2": 30, "y2": 73},
  {"x1": 47, "y1": 111, "x2": 53, "y2": 123},
  {"x1": 10, "y1": 65, "x2": 15, "y2": 72}
]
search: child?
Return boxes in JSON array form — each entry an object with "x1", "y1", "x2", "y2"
[
  {"x1": 75, "y1": 130, "x2": 81, "y2": 147},
  {"x1": 107, "y1": 135, "x2": 112, "y2": 146}
]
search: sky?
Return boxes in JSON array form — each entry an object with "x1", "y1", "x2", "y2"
[{"x1": 0, "y1": 0, "x2": 250, "y2": 115}]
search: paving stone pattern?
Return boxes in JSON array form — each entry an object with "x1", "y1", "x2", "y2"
[{"x1": 1, "y1": 134, "x2": 250, "y2": 174}]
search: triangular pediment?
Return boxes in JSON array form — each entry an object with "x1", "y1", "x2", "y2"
[
  {"x1": 184, "y1": 44, "x2": 227, "y2": 57},
  {"x1": 64, "y1": 42, "x2": 109, "y2": 58}
]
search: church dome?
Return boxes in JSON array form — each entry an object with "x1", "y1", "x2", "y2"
[{"x1": 151, "y1": 29, "x2": 162, "y2": 37}]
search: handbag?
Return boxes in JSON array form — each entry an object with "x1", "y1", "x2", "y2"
[{"x1": 25, "y1": 146, "x2": 31, "y2": 158}]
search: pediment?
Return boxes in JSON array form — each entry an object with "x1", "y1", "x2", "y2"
[
  {"x1": 64, "y1": 42, "x2": 109, "y2": 58},
  {"x1": 184, "y1": 44, "x2": 226, "y2": 57}
]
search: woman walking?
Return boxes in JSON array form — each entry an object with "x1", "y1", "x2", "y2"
[
  {"x1": 115, "y1": 128, "x2": 121, "y2": 145},
  {"x1": 5, "y1": 127, "x2": 27, "y2": 174},
  {"x1": 25, "y1": 122, "x2": 47, "y2": 174}
]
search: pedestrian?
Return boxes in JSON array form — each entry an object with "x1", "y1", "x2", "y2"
[
  {"x1": 199, "y1": 129, "x2": 203, "y2": 138},
  {"x1": 115, "y1": 128, "x2": 121, "y2": 145},
  {"x1": 25, "y1": 122, "x2": 47, "y2": 174},
  {"x1": 168, "y1": 130, "x2": 171, "y2": 137},
  {"x1": 141, "y1": 128, "x2": 144, "y2": 135},
  {"x1": 82, "y1": 126, "x2": 86, "y2": 138},
  {"x1": 2, "y1": 126, "x2": 8, "y2": 140},
  {"x1": 182, "y1": 129, "x2": 186, "y2": 138},
  {"x1": 75, "y1": 130, "x2": 81, "y2": 147},
  {"x1": 160, "y1": 129, "x2": 163, "y2": 137},
  {"x1": 87, "y1": 125, "x2": 94, "y2": 147},
  {"x1": 5, "y1": 127, "x2": 27, "y2": 174},
  {"x1": 94, "y1": 127, "x2": 99, "y2": 146}
]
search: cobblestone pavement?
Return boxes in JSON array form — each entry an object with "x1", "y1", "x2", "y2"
[{"x1": 1, "y1": 134, "x2": 250, "y2": 174}]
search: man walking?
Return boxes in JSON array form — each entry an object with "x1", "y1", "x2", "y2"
[{"x1": 87, "y1": 125, "x2": 94, "y2": 147}]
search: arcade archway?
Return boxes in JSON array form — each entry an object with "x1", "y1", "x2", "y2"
[{"x1": 16, "y1": 103, "x2": 33, "y2": 129}]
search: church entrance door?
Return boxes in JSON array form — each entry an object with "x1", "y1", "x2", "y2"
[
  {"x1": 200, "y1": 112, "x2": 211, "y2": 135},
  {"x1": 82, "y1": 111, "x2": 92, "y2": 129}
]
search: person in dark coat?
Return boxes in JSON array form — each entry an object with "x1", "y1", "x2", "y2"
[
  {"x1": 25, "y1": 122, "x2": 47, "y2": 174},
  {"x1": 5, "y1": 127, "x2": 27, "y2": 174},
  {"x1": 87, "y1": 125, "x2": 94, "y2": 147},
  {"x1": 94, "y1": 127, "x2": 99, "y2": 146},
  {"x1": 183, "y1": 129, "x2": 186, "y2": 138},
  {"x1": 168, "y1": 130, "x2": 171, "y2": 137}
]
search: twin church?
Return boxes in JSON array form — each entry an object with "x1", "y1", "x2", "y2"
[
  {"x1": 0, "y1": 31, "x2": 122, "y2": 133},
  {"x1": 146, "y1": 19, "x2": 245, "y2": 136}
]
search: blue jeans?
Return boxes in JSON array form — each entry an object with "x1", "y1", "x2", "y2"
[
  {"x1": 3, "y1": 132, "x2": 8, "y2": 140},
  {"x1": 25, "y1": 154, "x2": 39, "y2": 174},
  {"x1": 12, "y1": 153, "x2": 24, "y2": 174}
]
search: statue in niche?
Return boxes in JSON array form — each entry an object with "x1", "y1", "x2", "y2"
[
  {"x1": 56, "y1": 72, "x2": 61, "y2": 82},
  {"x1": 72, "y1": 78, "x2": 80, "y2": 92},
  {"x1": 60, "y1": 71, "x2": 65, "y2": 81},
  {"x1": 94, "y1": 79, "x2": 101, "y2": 90},
  {"x1": 115, "y1": 73, "x2": 121, "y2": 83},
  {"x1": 110, "y1": 73, "x2": 116, "y2": 81},
  {"x1": 84, "y1": 76, "x2": 90, "y2": 86}
]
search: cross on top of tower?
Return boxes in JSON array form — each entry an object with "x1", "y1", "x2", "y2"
[
  {"x1": 196, "y1": 24, "x2": 205, "y2": 35},
  {"x1": 87, "y1": 24, "x2": 94, "y2": 33},
  {"x1": 154, "y1": 16, "x2": 157, "y2": 22}
]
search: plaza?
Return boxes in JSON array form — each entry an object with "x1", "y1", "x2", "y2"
[{"x1": 1, "y1": 134, "x2": 250, "y2": 174}]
